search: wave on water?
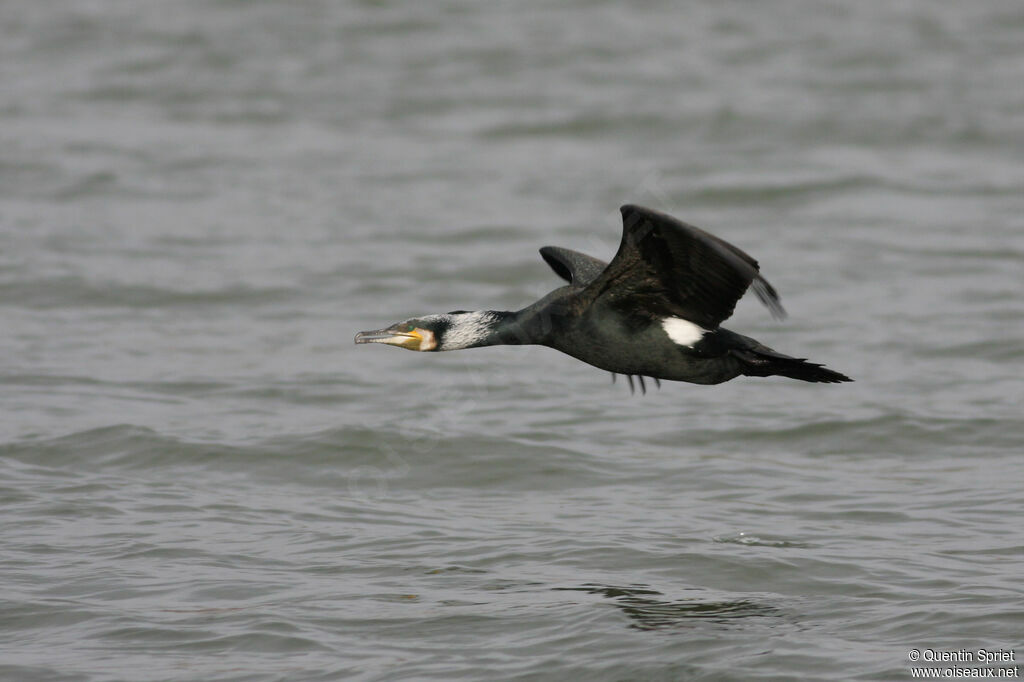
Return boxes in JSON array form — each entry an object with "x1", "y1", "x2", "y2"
[
  {"x1": 0, "y1": 276, "x2": 299, "y2": 310},
  {"x1": 0, "y1": 421, "x2": 617, "y2": 494},
  {"x1": 646, "y1": 412, "x2": 1024, "y2": 457}
]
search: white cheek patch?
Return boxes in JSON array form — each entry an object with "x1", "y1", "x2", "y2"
[
  {"x1": 661, "y1": 317, "x2": 707, "y2": 347},
  {"x1": 417, "y1": 328, "x2": 437, "y2": 351}
]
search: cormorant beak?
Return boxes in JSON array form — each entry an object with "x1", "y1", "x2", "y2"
[{"x1": 354, "y1": 325, "x2": 435, "y2": 351}]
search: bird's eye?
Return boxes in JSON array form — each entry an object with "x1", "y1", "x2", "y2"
[{"x1": 404, "y1": 324, "x2": 416, "y2": 332}]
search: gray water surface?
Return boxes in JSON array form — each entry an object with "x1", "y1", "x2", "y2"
[{"x1": 2, "y1": 2, "x2": 1023, "y2": 680}]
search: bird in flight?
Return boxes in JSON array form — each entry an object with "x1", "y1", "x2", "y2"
[{"x1": 355, "y1": 204, "x2": 851, "y2": 391}]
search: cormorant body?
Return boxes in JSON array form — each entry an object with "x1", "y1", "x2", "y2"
[{"x1": 355, "y1": 205, "x2": 851, "y2": 387}]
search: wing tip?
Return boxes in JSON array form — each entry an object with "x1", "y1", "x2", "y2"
[
  {"x1": 619, "y1": 204, "x2": 652, "y2": 225},
  {"x1": 539, "y1": 246, "x2": 574, "y2": 284},
  {"x1": 752, "y1": 276, "x2": 787, "y2": 320}
]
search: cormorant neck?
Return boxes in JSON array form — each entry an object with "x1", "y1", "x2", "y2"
[{"x1": 439, "y1": 310, "x2": 529, "y2": 350}]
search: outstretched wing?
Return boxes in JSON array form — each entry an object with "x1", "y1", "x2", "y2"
[
  {"x1": 580, "y1": 205, "x2": 785, "y2": 330},
  {"x1": 539, "y1": 246, "x2": 608, "y2": 287}
]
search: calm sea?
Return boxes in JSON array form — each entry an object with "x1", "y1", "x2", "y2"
[{"x1": 2, "y1": 1, "x2": 1022, "y2": 680}]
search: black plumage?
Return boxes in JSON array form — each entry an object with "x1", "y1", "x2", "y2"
[{"x1": 355, "y1": 205, "x2": 852, "y2": 387}]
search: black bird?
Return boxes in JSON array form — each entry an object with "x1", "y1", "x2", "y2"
[{"x1": 355, "y1": 205, "x2": 851, "y2": 388}]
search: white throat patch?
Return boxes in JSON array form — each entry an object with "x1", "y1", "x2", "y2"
[{"x1": 661, "y1": 317, "x2": 707, "y2": 347}]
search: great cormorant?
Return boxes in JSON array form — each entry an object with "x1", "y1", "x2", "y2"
[{"x1": 355, "y1": 205, "x2": 851, "y2": 389}]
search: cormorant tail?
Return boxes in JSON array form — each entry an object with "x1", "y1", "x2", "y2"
[{"x1": 733, "y1": 348, "x2": 852, "y2": 384}]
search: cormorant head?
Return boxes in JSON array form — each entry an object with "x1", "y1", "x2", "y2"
[
  {"x1": 353, "y1": 315, "x2": 445, "y2": 351},
  {"x1": 354, "y1": 311, "x2": 502, "y2": 352}
]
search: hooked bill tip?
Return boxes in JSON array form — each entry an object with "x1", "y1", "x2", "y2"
[
  {"x1": 354, "y1": 329, "x2": 418, "y2": 345},
  {"x1": 354, "y1": 330, "x2": 386, "y2": 344}
]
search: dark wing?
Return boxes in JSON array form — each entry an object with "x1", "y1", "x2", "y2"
[
  {"x1": 579, "y1": 205, "x2": 785, "y2": 329},
  {"x1": 539, "y1": 246, "x2": 608, "y2": 287}
]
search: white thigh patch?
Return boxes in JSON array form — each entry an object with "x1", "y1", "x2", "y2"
[{"x1": 661, "y1": 317, "x2": 706, "y2": 347}]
